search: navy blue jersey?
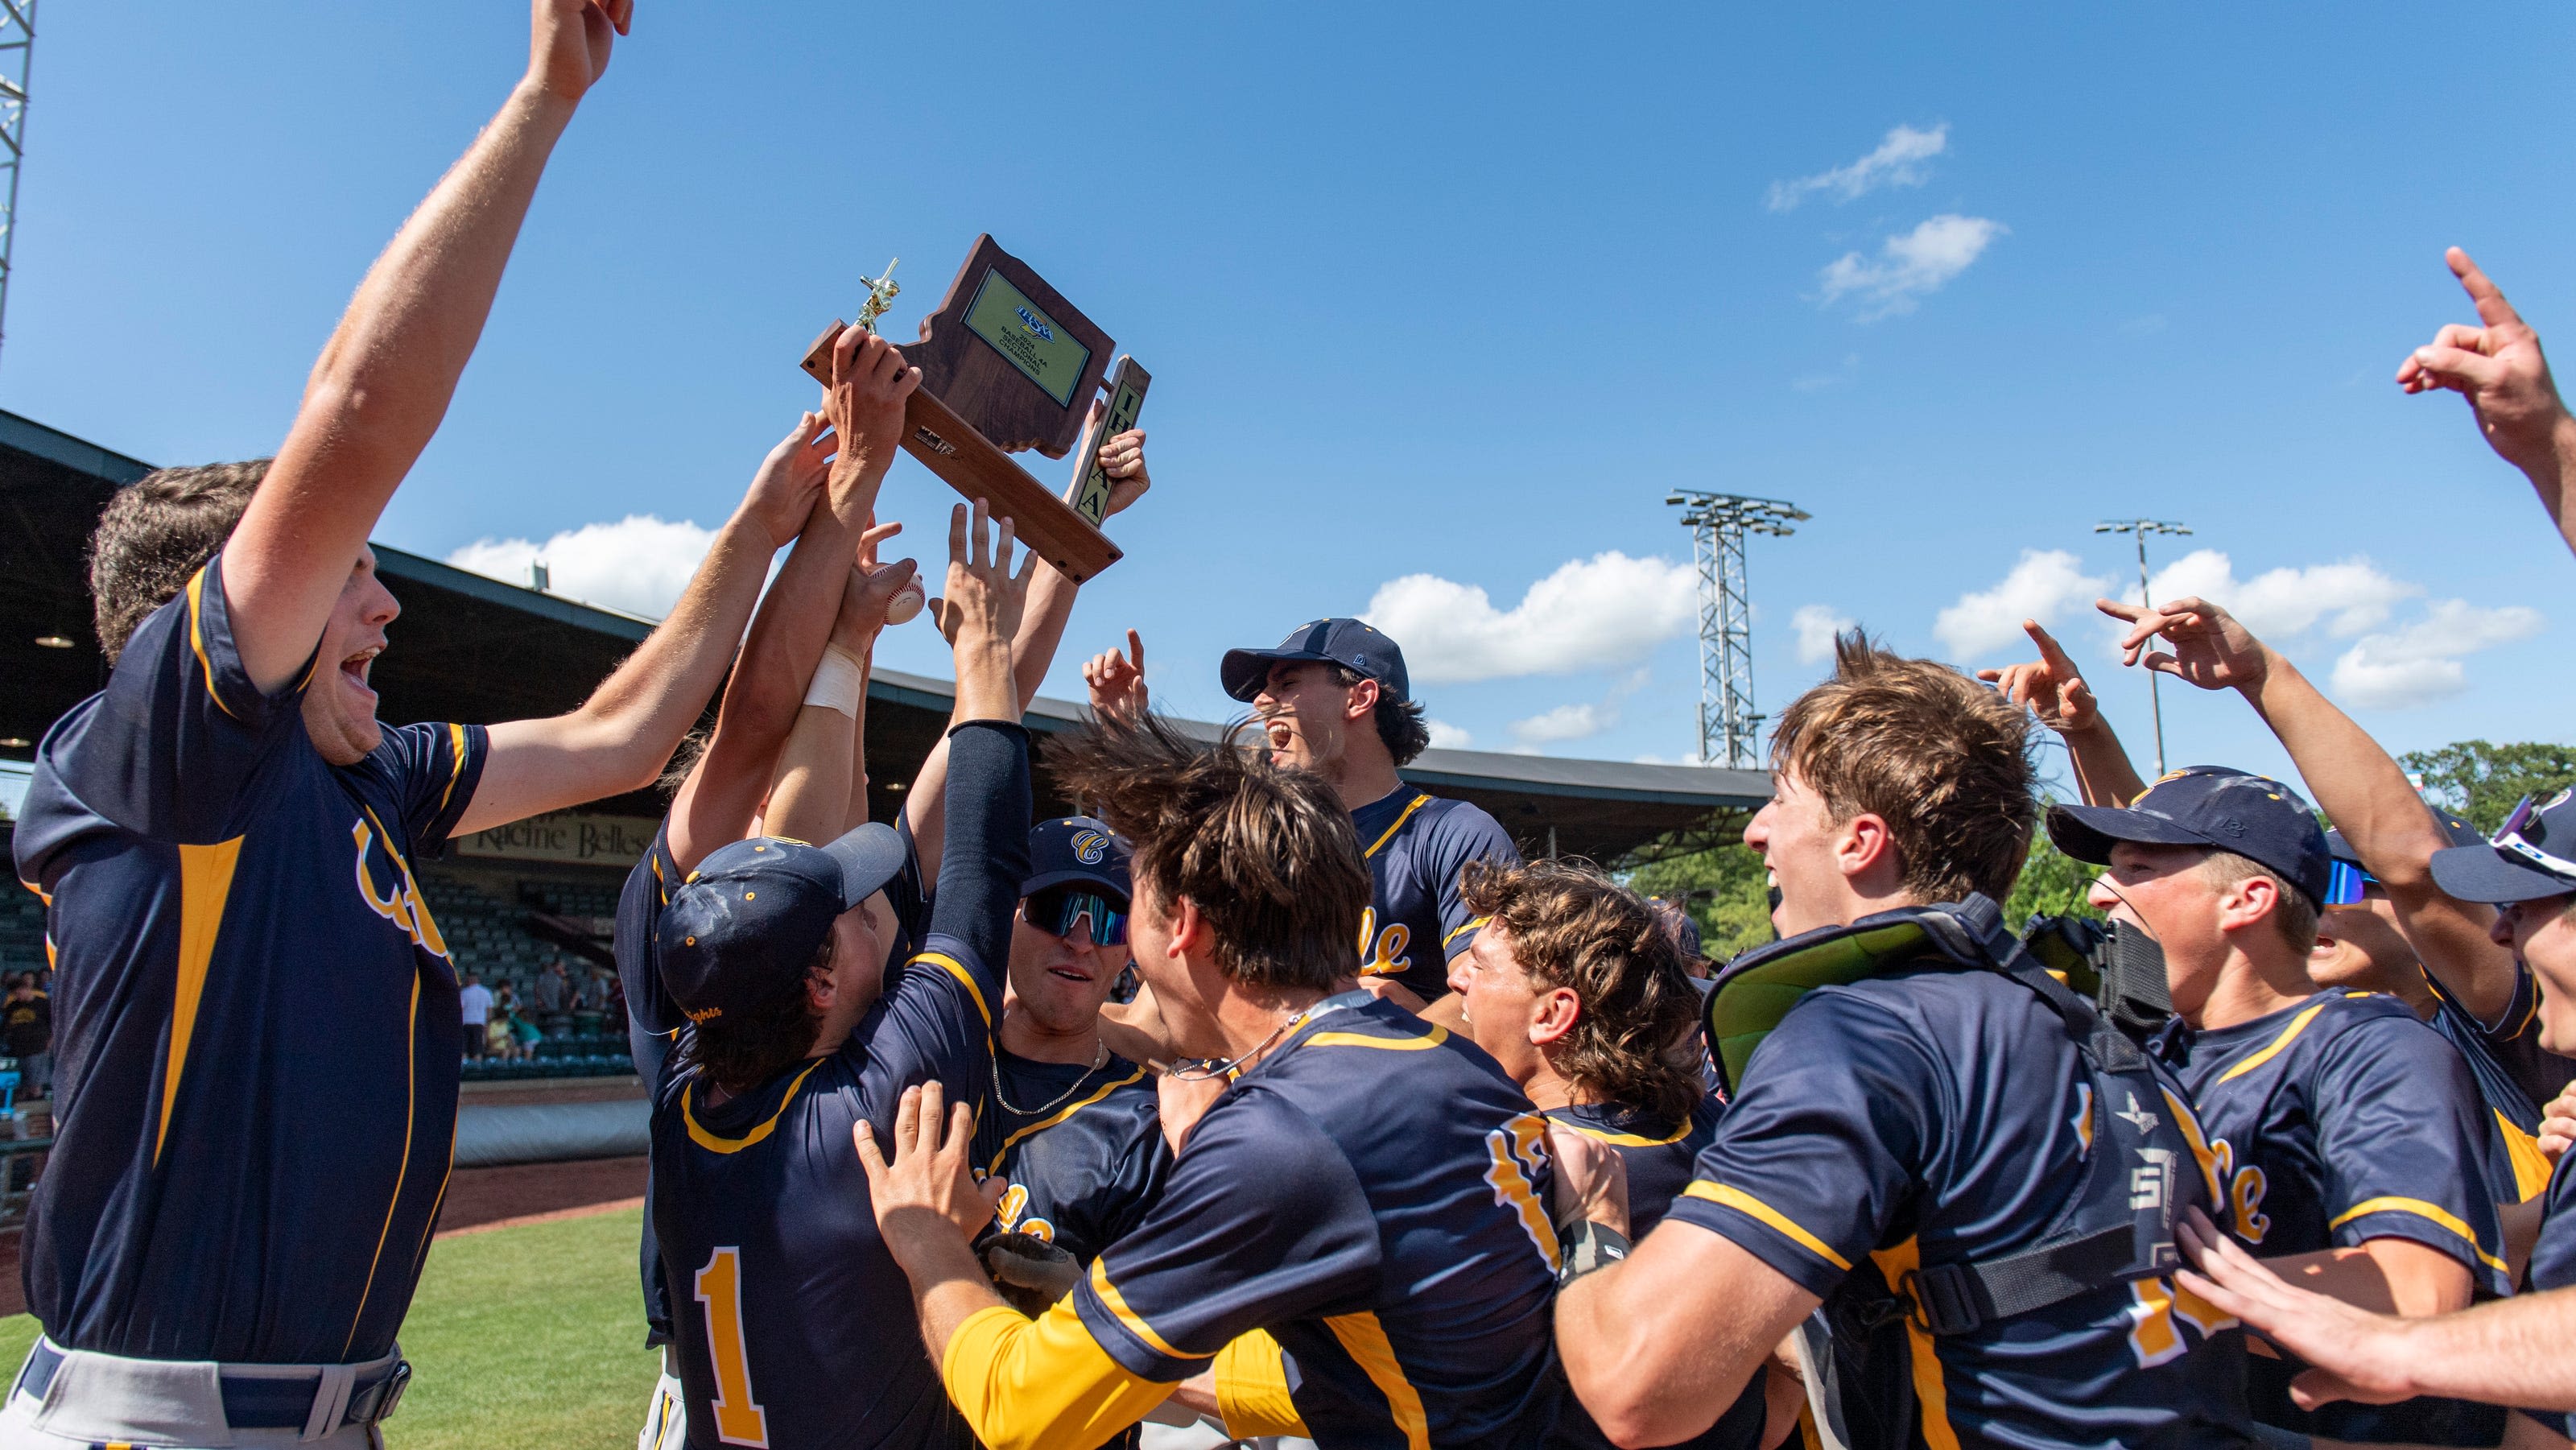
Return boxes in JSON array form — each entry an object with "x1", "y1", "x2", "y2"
[
  {"x1": 938, "y1": 993, "x2": 1560, "y2": 1450},
  {"x1": 1666, "y1": 965, "x2": 2257, "y2": 1449},
  {"x1": 983, "y1": 1051, "x2": 1169, "y2": 1266},
  {"x1": 1545, "y1": 1098, "x2": 1761, "y2": 1450},
  {"x1": 2426, "y1": 964, "x2": 2570, "y2": 1204},
  {"x1": 1350, "y1": 789, "x2": 1518, "y2": 1002},
  {"x1": 11, "y1": 551, "x2": 487, "y2": 1364},
  {"x1": 2514, "y1": 1153, "x2": 2576, "y2": 1440},
  {"x1": 2155, "y1": 989, "x2": 2509, "y2": 1444},
  {"x1": 650, "y1": 721, "x2": 1028, "y2": 1450}
]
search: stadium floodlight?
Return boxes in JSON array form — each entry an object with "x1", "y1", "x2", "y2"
[
  {"x1": 0, "y1": 0, "x2": 33, "y2": 367},
  {"x1": 2093, "y1": 518, "x2": 2192, "y2": 775},
  {"x1": 1670, "y1": 492, "x2": 1810, "y2": 769}
]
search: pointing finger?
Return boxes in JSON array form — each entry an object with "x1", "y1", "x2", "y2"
[
  {"x1": 2448, "y1": 246, "x2": 2527, "y2": 331},
  {"x1": 2095, "y1": 597, "x2": 2145, "y2": 624},
  {"x1": 1127, "y1": 629, "x2": 1145, "y2": 672}
]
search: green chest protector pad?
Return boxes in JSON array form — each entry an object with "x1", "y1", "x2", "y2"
[{"x1": 1705, "y1": 896, "x2": 2215, "y2": 1450}]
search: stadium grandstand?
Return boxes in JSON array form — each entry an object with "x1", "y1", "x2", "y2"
[{"x1": 0, "y1": 407, "x2": 1770, "y2": 1083}]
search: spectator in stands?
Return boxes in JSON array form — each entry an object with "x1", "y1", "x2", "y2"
[
  {"x1": 489, "y1": 981, "x2": 527, "y2": 1063},
  {"x1": 580, "y1": 963, "x2": 614, "y2": 1014},
  {"x1": 458, "y1": 972, "x2": 494, "y2": 1061},
  {"x1": 3, "y1": 973, "x2": 49, "y2": 1100},
  {"x1": 535, "y1": 956, "x2": 571, "y2": 1014}
]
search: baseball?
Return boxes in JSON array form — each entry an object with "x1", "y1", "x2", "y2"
[{"x1": 884, "y1": 578, "x2": 926, "y2": 626}]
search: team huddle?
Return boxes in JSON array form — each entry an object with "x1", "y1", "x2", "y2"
[{"x1": 14, "y1": 3, "x2": 2576, "y2": 1449}]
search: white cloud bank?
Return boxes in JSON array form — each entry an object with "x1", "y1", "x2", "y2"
[
  {"x1": 1363, "y1": 551, "x2": 1696, "y2": 684},
  {"x1": 1425, "y1": 720, "x2": 1475, "y2": 750},
  {"x1": 1792, "y1": 605, "x2": 1857, "y2": 663},
  {"x1": 1934, "y1": 551, "x2": 2112, "y2": 659},
  {"x1": 1768, "y1": 124, "x2": 1948, "y2": 211},
  {"x1": 1818, "y1": 214, "x2": 2006, "y2": 319},
  {"x1": 1511, "y1": 703, "x2": 1613, "y2": 747},
  {"x1": 2330, "y1": 601, "x2": 2545, "y2": 709},
  {"x1": 2145, "y1": 549, "x2": 2416, "y2": 641},
  {"x1": 448, "y1": 514, "x2": 717, "y2": 619}
]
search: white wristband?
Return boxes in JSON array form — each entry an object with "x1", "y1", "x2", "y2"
[{"x1": 803, "y1": 643, "x2": 865, "y2": 719}]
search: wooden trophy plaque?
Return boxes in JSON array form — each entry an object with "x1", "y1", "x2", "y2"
[{"x1": 802, "y1": 236, "x2": 1149, "y2": 583}]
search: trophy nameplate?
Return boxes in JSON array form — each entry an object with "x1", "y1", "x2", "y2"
[{"x1": 802, "y1": 237, "x2": 1143, "y2": 583}]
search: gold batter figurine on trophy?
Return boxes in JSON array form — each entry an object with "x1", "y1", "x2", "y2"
[{"x1": 853, "y1": 258, "x2": 899, "y2": 332}]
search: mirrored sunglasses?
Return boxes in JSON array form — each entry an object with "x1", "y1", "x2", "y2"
[
  {"x1": 2322, "y1": 859, "x2": 2375, "y2": 908},
  {"x1": 1023, "y1": 886, "x2": 1128, "y2": 948}
]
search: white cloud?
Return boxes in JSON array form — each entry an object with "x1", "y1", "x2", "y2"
[
  {"x1": 1363, "y1": 551, "x2": 1696, "y2": 684},
  {"x1": 1792, "y1": 605, "x2": 1856, "y2": 663},
  {"x1": 448, "y1": 514, "x2": 719, "y2": 619},
  {"x1": 1511, "y1": 703, "x2": 1613, "y2": 746},
  {"x1": 2145, "y1": 550, "x2": 2416, "y2": 641},
  {"x1": 1425, "y1": 719, "x2": 1474, "y2": 750},
  {"x1": 2330, "y1": 601, "x2": 2545, "y2": 709},
  {"x1": 1934, "y1": 551, "x2": 2114, "y2": 660},
  {"x1": 1768, "y1": 124, "x2": 1948, "y2": 211},
  {"x1": 1818, "y1": 215, "x2": 2005, "y2": 320}
]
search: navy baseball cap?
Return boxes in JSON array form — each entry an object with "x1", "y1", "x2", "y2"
[
  {"x1": 2430, "y1": 790, "x2": 2576, "y2": 904},
  {"x1": 2047, "y1": 766, "x2": 2331, "y2": 908},
  {"x1": 1022, "y1": 816, "x2": 1131, "y2": 902},
  {"x1": 1220, "y1": 618, "x2": 1410, "y2": 704},
  {"x1": 657, "y1": 825, "x2": 909, "y2": 1025}
]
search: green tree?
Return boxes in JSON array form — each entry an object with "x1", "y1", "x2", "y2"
[
  {"x1": 2005, "y1": 822, "x2": 2101, "y2": 927},
  {"x1": 1624, "y1": 835, "x2": 1775, "y2": 963},
  {"x1": 2398, "y1": 740, "x2": 2576, "y2": 833}
]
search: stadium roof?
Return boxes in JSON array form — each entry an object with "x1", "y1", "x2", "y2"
[{"x1": 0, "y1": 408, "x2": 1769, "y2": 862}]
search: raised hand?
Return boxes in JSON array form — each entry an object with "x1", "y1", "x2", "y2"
[
  {"x1": 1095, "y1": 422, "x2": 1153, "y2": 518},
  {"x1": 740, "y1": 411, "x2": 833, "y2": 549},
  {"x1": 2541, "y1": 1084, "x2": 2576, "y2": 1167},
  {"x1": 2099, "y1": 594, "x2": 2270, "y2": 694},
  {"x1": 528, "y1": 0, "x2": 630, "y2": 105},
  {"x1": 1084, "y1": 630, "x2": 1149, "y2": 723},
  {"x1": 1976, "y1": 620, "x2": 2105, "y2": 737},
  {"x1": 2398, "y1": 249, "x2": 2571, "y2": 475},
  {"x1": 831, "y1": 521, "x2": 917, "y2": 651},
  {"x1": 853, "y1": 1080, "x2": 1007, "y2": 1262},
  {"x1": 819, "y1": 325, "x2": 923, "y2": 517},
  {"x1": 928, "y1": 499, "x2": 1038, "y2": 652}
]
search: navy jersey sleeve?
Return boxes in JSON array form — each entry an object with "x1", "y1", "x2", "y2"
[
  {"x1": 1429, "y1": 803, "x2": 1518, "y2": 960},
  {"x1": 617, "y1": 823, "x2": 685, "y2": 1038},
  {"x1": 27, "y1": 551, "x2": 311, "y2": 855},
  {"x1": 1075, "y1": 1090, "x2": 1381, "y2": 1381},
  {"x1": 2312, "y1": 1014, "x2": 2512, "y2": 1293},
  {"x1": 1662, "y1": 990, "x2": 1938, "y2": 1299},
  {"x1": 367, "y1": 722, "x2": 489, "y2": 852},
  {"x1": 925, "y1": 721, "x2": 1033, "y2": 1005}
]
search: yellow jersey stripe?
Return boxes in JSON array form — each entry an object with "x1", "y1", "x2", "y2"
[
  {"x1": 1558, "y1": 1116, "x2": 1691, "y2": 1147},
  {"x1": 1681, "y1": 1183, "x2": 1854, "y2": 1271},
  {"x1": 184, "y1": 571, "x2": 242, "y2": 721},
  {"x1": 341, "y1": 971, "x2": 420, "y2": 1359},
  {"x1": 2216, "y1": 1002, "x2": 2331, "y2": 1083},
  {"x1": 1868, "y1": 1237, "x2": 1963, "y2": 1450},
  {"x1": 1305, "y1": 1026, "x2": 1450, "y2": 1052},
  {"x1": 1323, "y1": 1312, "x2": 1430, "y2": 1450},
  {"x1": 1215, "y1": 1329, "x2": 1310, "y2": 1440},
  {"x1": 1362, "y1": 795, "x2": 1434, "y2": 859},
  {"x1": 942, "y1": 1299, "x2": 1172, "y2": 1450},
  {"x1": 160, "y1": 837, "x2": 243, "y2": 1165},
  {"x1": 683, "y1": 1059, "x2": 827, "y2": 1154},
  {"x1": 1442, "y1": 915, "x2": 1489, "y2": 948},
  {"x1": 913, "y1": 952, "x2": 994, "y2": 1030},
  {"x1": 436, "y1": 723, "x2": 470, "y2": 818},
  {"x1": 2328, "y1": 1196, "x2": 2510, "y2": 1275},
  {"x1": 2499, "y1": 1110, "x2": 2554, "y2": 1203},
  {"x1": 1087, "y1": 1259, "x2": 1195, "y2": 1362},
  {"x1": 986, "y1": 1065, "x2": 1150, "y2": 1176}
]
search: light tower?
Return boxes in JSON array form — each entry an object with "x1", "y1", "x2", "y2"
[
  {"x1": 1667, "y1": 492, "x2": 1808, "y2": 769},
  {"x1": 0, "y1": 0, "x2": 32, "y2": 364},
  {"x1": 2094, "y1": 518, "x2": 2191, "y2": 775}
]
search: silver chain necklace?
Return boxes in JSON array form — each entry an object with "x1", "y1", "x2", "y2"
[{"x1": 991, "y1": 1036, "x2": 1108, "y2": 1117}]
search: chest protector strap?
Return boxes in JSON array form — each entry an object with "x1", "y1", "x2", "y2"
[{"x1": 1707, "y1": 895, "x2": 2205, "y2": 1338}]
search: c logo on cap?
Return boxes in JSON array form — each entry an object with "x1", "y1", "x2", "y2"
[
  {"x1": 1072, "y1": 830, "x2": 1109, "y2": 865},
  {"x1": 685, "y1": 1005, "x2": 724, "y2": 1024}
]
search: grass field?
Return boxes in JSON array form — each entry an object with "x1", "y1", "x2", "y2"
[{"x1": 0, "y1": 1205, "x2": 658, "y2": 1448}]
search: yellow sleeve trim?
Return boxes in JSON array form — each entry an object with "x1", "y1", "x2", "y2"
[
  {"x1": 681, "y1": 1059, "x2": 826, "y2": 1154},
  {"x1": 1362, "y1": 795, "x2": 1435, "y2": 859},
  {"x1": 2498, "y1": 1110, "x2": 2554, "y2": 1203},
  {"x1": 184, "y1": 569, "x2": 243, "y2": 722},
  {"x1": 911, "y1": 952, "x2": 994, "y2": 1030},
  {"x1": 1681, "y1": 1182, "x2": 1854, "y2": 1272},
  {"x1": 943, "y1": 1300, "x2": 1174, "y2": 1450},
  {"x1": 2216, "y1": 1002, "x2": 2330, "y2": 1083},
  {"x1": 1088, "y1": 1258, "x2": 1196, "y2": 1361},
  {"x1": 436, "y1": 723, "x2": 471, "y2": 818},
  {"x1": 1442, "y1": 915, "x2": 1489, "y2": 949},
  {"x1": 1558, "y1": 1115, "x2": 1689, "y2": 1147},
  {"x1": 1215, "y1": 1329, "x2": 1309, "y2": 1440},
  {"x1": 1305, "y1": 1025, "x2": 1449, "y2": 1051},
  {"x1": 2328, "y1": 1196, "x2": 2510, "y2": 1276}
]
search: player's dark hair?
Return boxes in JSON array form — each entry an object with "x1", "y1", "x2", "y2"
[
  {"x1": 1328, "y1": 663, "x2": 1432, "y2": 766},
  {"x1": 1460, "y1": 858, "x2": 1703, "y2": 1124},
  {"x1": 1770, "y1": 630, "x2": 2038, "y2": 906},
  {"x1": 679, "y1": 937, "x2": 830, "y2": 1097},
  {"x1": 88, "y1": 460, "x2": 270, "y2": 665},
  {"x1": 658, "y1": 727, "x2": 713, "y2": 799},
  {"x1": 1044, "y1": 713, "x2": 1368, "y2": 992}
]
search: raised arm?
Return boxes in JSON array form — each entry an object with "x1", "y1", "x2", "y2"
[
  {"x1": 2103, "y1": 594, "x2": 2520, "y2": 1021},
  {"x1": 224, "y1": 0, "x2": 632, "y2": 692},
  {"x1": 1977, "y1": 619, "x2": 2147, "y2": 807},
  {"x1": 763, "y1": 529, "x2": 915, "y2": 846},
  {"x1": 463, "y1": 328, "x2": 917, "y2": 834},
  {"x1": 918, "y1": 502, "x2": 1038, "y2": 978},
  {"x1": 2398, "y1": 248, "x2": 2576, "y2": 562},
  {"x1": 905, "y1": 427, "x2": 1151, "y2": 869}
]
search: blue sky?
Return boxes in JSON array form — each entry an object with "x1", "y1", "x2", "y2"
[{"x1": 9, "y1": 2, "x2": 2576, "y2": 801}]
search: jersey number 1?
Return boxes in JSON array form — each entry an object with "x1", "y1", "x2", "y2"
[{"x1": 695, "y1": 1248, "x2": 770, "y2": 1447}]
